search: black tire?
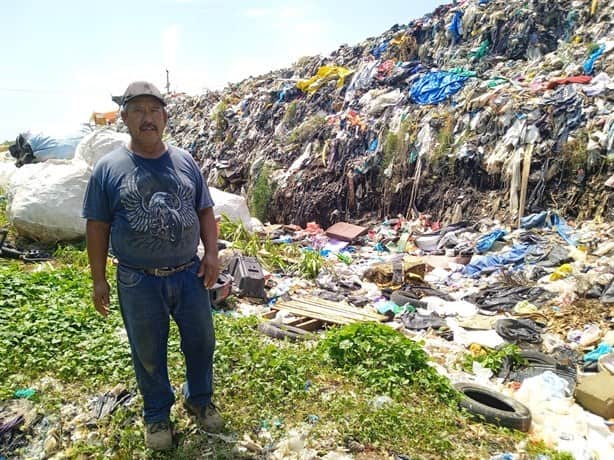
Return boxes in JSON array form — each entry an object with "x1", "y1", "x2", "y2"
[
  {"x1": 519, "y1": 350, "x2": 557, "y2": 365},
  {"x1": 454, "y1": 382, "x2": 532, "y2": 432}
]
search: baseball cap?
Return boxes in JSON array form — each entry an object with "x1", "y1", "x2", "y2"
[{"x1": 121, "y1": 81, "x2": 166, "y2": 106}]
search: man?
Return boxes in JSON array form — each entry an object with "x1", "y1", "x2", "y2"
[{"x1": 82, "y1": 81, "x2": 223, "y2": 451}]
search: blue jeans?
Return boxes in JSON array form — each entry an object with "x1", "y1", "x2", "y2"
[{"x1": 116, "y1": 256, "x2": 215, "y2": 423}]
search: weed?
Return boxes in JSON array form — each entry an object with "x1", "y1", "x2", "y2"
[
  {"x1": 218, "y1": 214, "x2": 301, "y2": 272},
  {"x1": 0, "y1": 261, "x2": 132, "y2": 386},
  {"x1": 212, "y1": 100, "x2": 229, "y2": 140},
  {"x1": 526, "y1": 440, "x2": 574, "y2": 460},
  {"x1": 319, "y1": 322, "x2": 458, "y2": 402},
  {"x1": 218, "y1": 214, "x2": 251, "y2": 243},
  {"x1": 432, "y1": 113, "x2": 455, "y2": 167},
  {"x1": 286, "y1": 115, "x2": 326, "y2": 145},
  {"x1": 382, "y1": 132, "x2": 399, "y2": 171},
  {"x1": 294, "y1": 249, "x2": 327, "y2": 279},
  {"x1": 460, "y1": 344, "x2": 524, "y2": 374},
  {"x1": 0, "y1": 208, "x2": 523, "y2": 458},
  {"x1": 249, "y1": 163, "x2": 275, "y2": 222},
  {"x1": 283, "y1": 101, "x2": 298, "y2": 128},
  {"x1": 0, "y1": 190, "x2": 7, "y2": 228},
  {"x1": 562, "y1": 131, "x2": 589, "y2": 170}
]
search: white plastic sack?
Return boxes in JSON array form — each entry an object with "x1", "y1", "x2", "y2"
[
  {"x1": 0, "y1": 156, "x2": 18, "y2": 189},
  {"x1": 74, "y1": 129, "x2": 129, "y2": 167},
  {"x1": 210, "y1": 187, "x2": 252, "y2": 230},
  {"x1": 7, "y1": 160, "x2": 90, "y2": 242}
]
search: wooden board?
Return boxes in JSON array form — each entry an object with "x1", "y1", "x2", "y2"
[
  {"x1": 273, "y1": 295, "x2": 386, "y2": 325},
  {"x1": 325, "y1": 222, "x2": 368, "y2": 242},
  {"x1": 261, "y1": 308, "x2": 325, "y2": 332}
]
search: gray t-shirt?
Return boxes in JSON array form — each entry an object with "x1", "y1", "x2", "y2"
[{"x1": 82, "y1": 145, "x2": 214, "y2": 268}]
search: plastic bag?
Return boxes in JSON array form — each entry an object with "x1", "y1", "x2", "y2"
[
  {"x1": 74, "y1": 129, "x2": 129, "y2": 167},
  {"x1": 7, "y1": 160, "x2": 90, "y2": 242}
]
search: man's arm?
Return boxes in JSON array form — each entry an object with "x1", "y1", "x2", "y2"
[
  {"x1": 86, "y1": 219, "x2": 111, "y2": 316},
  {"x1": 197, "y1": 207, "x2": 219, "y2": 288}
]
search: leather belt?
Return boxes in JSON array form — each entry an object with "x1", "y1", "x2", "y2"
[{"x1": 122, "y1": 260, "x2": 195, "y2": 277}]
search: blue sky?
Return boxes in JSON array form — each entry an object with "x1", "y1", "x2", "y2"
[{"x1": 1, "y1": 0, "x2": 445, "y2": 141}]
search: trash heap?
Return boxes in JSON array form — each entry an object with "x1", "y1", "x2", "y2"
[
  {"x1": 165, "y1": 0, "x2": 614, "y2": 229},
  {"x1": 220, "y1": 207, "x2": 614, "y2": 458}
]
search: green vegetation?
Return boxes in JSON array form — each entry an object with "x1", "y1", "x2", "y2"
[
  {"x1": 0, "y1": 187, "x2": 8, "y2": 228},
  {"x1": 219, "y1": 215, "x2": 328, "y2": 277},
  {"x1": 218, "y1": 213, "x2": 251, "y2": 242},
  {"x1": 433, "y1": 113, "x2": 455, "y2": 167},
  {"x1": 286, "y1": 115, "x2": 326, "y2": 145},
  {"x1": 460, "y1": 344, "x2": 524, "y2": 374},
  {"x1": 526, "y1": 441, "x2": 574, "y2": 460},
  {"x1": 382, "y1": 131, "x2": 399, "y2": 172},
  {"x1": 296, "y1": 249, "x2": 327, "y2": 279},
  {"x1": 211, "y1": 99, "x2": 229, "y2": 140},
  {"x1": 249, "y1": 162, "x2": 275, "y2": 222},
  {"x1": 0, "y1": 206, "x2": 526, "y2": 458},
  {"x1": 562, "y1": 131, "x2": 589, "y2": 170},
  {"x1": 283, "y1": 101, "x2": 298, "y2": 128},
  {"x1": 320, "y1": 322, "x2": 458, "y2": 401}
]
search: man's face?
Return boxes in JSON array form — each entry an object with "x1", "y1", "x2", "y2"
[{"x1": 121, "y1": 96, "x2": 167, "y2": 145}]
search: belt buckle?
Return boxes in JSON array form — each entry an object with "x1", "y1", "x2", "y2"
[{"x1": 152, "y1": 267, "x2": 173, "y2": 277}]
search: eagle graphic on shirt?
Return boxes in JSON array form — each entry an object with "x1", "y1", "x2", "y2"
[{"x1": 120, "y1": 167, "x2": 196, "y2": 247}]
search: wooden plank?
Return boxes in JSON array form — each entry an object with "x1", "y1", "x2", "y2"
[
  {"x1": 286, "y1": 317, "x2": 306, "y2": 326},
  {"x1": 282, "y1": 300, "x2": 378, "y2": 322},
  {"x1": 272, "y1": 303, "x2": 353, "y2": 325},
  {"x1": 294, "y1": 318, "x2": 323, "y2": 331},
  {"x1": 278, "y1": 300, "x2": 382, "y2": 324},
  {"x1": 300, "y1": 296, "x2": 385, "y2": 321},
  {"x1": 262, "y1": 310, "x2": 277, "y2": 320}
]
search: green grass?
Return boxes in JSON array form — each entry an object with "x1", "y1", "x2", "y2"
[{"x1": 0, "y1": 190, "x2": 8, "y2": 229}]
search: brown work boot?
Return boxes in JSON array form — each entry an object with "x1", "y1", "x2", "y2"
[
  {"x1": 184, "y1": 400, "x2": 224, "y2": 433},
  {"x1": 144, "y1": 420, "x2": 173, "y2": 450}
]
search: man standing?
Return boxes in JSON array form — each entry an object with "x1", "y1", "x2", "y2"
[{"x1": 82, "y1": 81, "x2": 223, "y2": 450}]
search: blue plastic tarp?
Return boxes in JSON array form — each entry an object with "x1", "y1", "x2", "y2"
[
  {"x1": 463, "y1": 243, "x2": 532, "y2": 277},
  {"x1": 372, "y1": 41, "x2": 389, "y2": 59},
  {"x1": 475, "y1": 229, "x2": 506, "y2": 253},
  {"x1": 583, "y1": 44, "x2": 606, "y2": 75},
  {"x1": 409, "y1": 71, "x2": 470, "y2": 105},
  {"x1": 23, "y1": 132, "x2": 82, "y2": 161},
  {"x1": 520, "y1": 211, "x2": 576, "y2": 246},
  {"x1": 449, "y1": 11, "x2": 463, "y2": 44}
]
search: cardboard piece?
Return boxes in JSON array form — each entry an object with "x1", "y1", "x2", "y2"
[
  {"x1": 574, "y1": 373, "x2": 614, "y2": 419},
  {"x1": 325, "y1": 222, "x2": 368, "y2": 242}
]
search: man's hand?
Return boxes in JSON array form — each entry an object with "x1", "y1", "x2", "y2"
[
  {"x1": 198, "y1": 253, "x2": 220, "y2": 289},
  {"x1": 92, "y1": 279, "x2": 111, "y2": 316}
]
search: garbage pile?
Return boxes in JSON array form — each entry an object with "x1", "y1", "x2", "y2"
[
  {"x1": 219, "y1": 207, "x2": 614, "y2": 458},
  {"x1": 164, "y1": 0, "x2": 614, "y2": 228}
]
